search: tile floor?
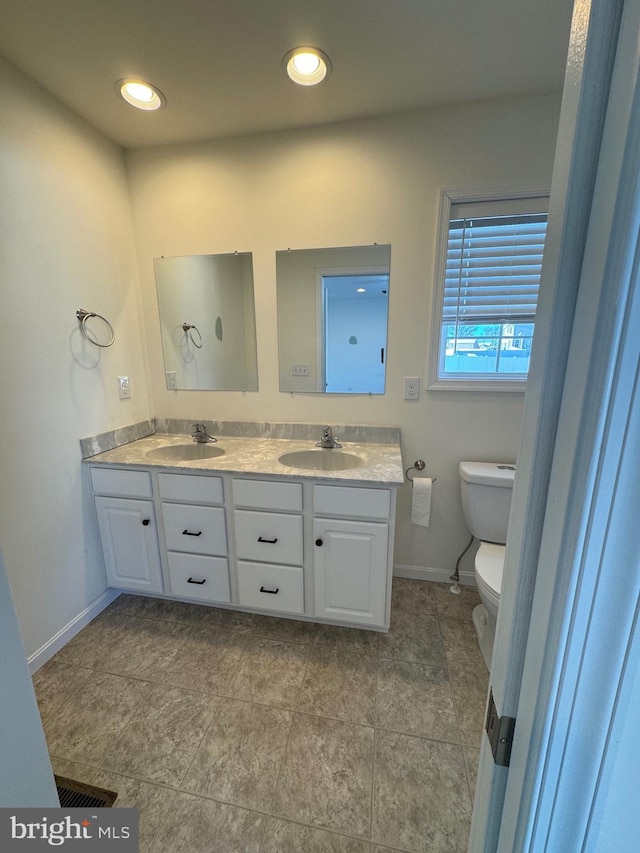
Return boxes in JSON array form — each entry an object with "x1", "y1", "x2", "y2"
[{"x1": 32, "y1": 579, "x2": 488, "y2": 853}]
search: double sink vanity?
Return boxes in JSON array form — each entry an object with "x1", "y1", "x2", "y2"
[{"x1": 84, "y1": 422, "x2": 404, "y2": 631}]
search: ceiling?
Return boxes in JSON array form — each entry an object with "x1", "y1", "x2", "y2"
[{"x1": 0, "y1": 0, "x2": 574, "y2": 150}]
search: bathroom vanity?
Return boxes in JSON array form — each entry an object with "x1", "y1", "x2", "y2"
[{"x1": 85, "y1": 425, "x2": 403, "y2": 631}]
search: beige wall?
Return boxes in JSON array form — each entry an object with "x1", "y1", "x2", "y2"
[
  {"x1": 0, "y1": 56, "x2": 151, "y2": 655},
  {"x1": 0, "y1": 52, "x2": 561, "y2": 656},
  {"x1": 127, "y1": 94, "x2": 562, "y2": 576}
]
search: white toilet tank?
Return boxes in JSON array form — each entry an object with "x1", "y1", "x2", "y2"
[{"x1": 459, "y1": 461, "x2": 516, "y2": 544}]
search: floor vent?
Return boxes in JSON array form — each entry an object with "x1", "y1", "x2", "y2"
[{"x1": 55, "y1": 775, "x2": 117, "y2": 808}]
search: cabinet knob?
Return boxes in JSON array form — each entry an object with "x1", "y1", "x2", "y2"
[
  {"x1": 315, "y1": 538, "x2": 323, "y2": 546},
  {"x1": 142, "y1": 518, "x2": 150, "y2": 526}
]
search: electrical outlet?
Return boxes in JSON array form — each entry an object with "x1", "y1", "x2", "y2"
[
  {"x1": 166, "y1": 371, "x2": 177, "y2": 390},
  {"x1": 117, "y1": 376, "x2": 131, "y2": 400},
  {"x1": 404, "y1": 377, "x2": 420, "y2": 400},
  {"x1": 291, "y1": 363, "x2": 310, "y2": 376}
]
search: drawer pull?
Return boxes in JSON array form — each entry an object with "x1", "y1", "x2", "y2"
[
  {"x1": 187, "y1": 577, "x2": 206, "y2": 585},
  {"x1": 260, "y1": 585, "x2": 280, "y2": 595},
  {"x1": 257, "y1": 536, "x2": 278, "y2": 544},
  {"x1": 315, "y1": 538, "x2": 323, "y2": 546},
  {"x1": 142, "y1": 518, "x2": 150, "y2": 526},
  {"x1": 182, "y1": 529, "x2": 203, "y2": 537}
]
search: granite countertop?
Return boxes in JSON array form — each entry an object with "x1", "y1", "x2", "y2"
[{"x1": 85, "y1": 433, "x2": 405, "y2": 485}]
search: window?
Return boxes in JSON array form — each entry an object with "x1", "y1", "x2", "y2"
[{"x1": 429, "y1": 187, "x2": 549, "y2": 391}]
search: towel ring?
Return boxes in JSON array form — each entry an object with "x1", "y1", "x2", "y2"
[
  {"x1": 406, "y1": 460, "x2": 436, "y2": 485},
  {"x1": 76, "y1": 309, "x2": 115, "y2": 347},
  {"x1": 182, "y1": 322, "x2": 203, "y2": 348}
]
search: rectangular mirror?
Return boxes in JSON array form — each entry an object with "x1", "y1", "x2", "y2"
[
  {"x1": 276, "y1": 244, "x2": 391, "y2": 393},
  {"x1": 154, "y1": 252, "x2": 258, "y2": 391}
]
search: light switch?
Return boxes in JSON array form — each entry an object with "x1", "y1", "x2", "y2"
[{"x1": 118, "y1": 376, "x2": 131, "y2": 400}]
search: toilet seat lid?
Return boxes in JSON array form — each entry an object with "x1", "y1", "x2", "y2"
[{"x1": 476, "y1": 542, "x2": 505, "y2": 596}]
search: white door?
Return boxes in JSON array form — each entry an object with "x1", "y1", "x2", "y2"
[
  {"x1": 322, "y1": 274, "x2": 389, "y2": 394},
  {"x1": 313, "y1": 517, "x2": 388, "y2": 626},
  {"x1": 470, "y1": 1, "x2": 640, "y2": 849},
  {"x1": 0, "y1": 547, "x2": 59, "y2": 805},
  {"x1": 95, "y1": 497, "x2": 163, "y2": 593}
]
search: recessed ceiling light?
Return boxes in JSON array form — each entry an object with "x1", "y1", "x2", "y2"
[
  {"x1": 356, "y1": 287, "x2": 367, "y2": 293},
  {"x1": 116, "y1": 78, "x2": 166, "y2": 111},
  {"x1": 283, "y1": 47, "x2": 331, "y2": 86}
]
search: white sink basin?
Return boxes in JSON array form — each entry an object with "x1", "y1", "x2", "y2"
[
  {"x1": 145, "y1": 443, "x2": 225, "y2": 461},
  {"x1": 278, "y1": 449, "x2": 365, "y2": 471}
]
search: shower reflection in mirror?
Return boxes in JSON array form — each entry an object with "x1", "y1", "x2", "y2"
[
  {"x1": 154, "y1": 252, "x2": 258, "y2": 391},
  {"x1": 276, "y1": 244, "x2": 391, "y2": 394}
]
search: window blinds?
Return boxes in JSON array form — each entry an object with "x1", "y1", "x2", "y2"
[{"x1": 444, "y1": 205, "x2": 548, "y2": 325}]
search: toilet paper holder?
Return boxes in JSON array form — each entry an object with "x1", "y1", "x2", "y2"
[{"x1": 405, "y1": 460, "x2": 436, "y2": 485}]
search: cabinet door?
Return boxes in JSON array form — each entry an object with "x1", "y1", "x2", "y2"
[
  {"x1": 313, "y1": 517, "x2": 388, "y2": 627},
  {"x1": 94, "y1": 497, "x2": 163, "y2": 593}
]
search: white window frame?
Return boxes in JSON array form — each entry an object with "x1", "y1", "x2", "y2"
[{"x1": 427, "y1": 181, "x2": 550, "y2": 392}]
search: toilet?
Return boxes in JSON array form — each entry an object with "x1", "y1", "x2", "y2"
[{"x1": 458, "y1": 461, "x2": 516, "y2": 669}]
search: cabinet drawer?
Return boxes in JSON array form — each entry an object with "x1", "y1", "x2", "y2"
[
  {"x1": 237, "y1": 561, "x2": 304, "y2": 614},
  {"x1": 232, "y1": 478, "x2": 302, "y2": 512},
  {"x1": 234, "y1": 510, "x2": 303, "y2": 566},
  {"x1": 313, "y1": 484, "x2": 391, "y2": 520},
  {"x1": 158, "y1": 472, "x2": 223, "y2": 504},
  {"x1": 90, "y1": 467, "x2": 152, "y2": 498},
  {"x1": 162, "y1": 504, "x2": 227, "y2": 555},
  {"x1": 167, "y1": 552, "x2": 230, "y2": 603}
]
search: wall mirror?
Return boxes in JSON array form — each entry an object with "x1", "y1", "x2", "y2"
[
  {"x1": 154, "y1": 252, "x2": 258, "y2": 391},
  {"x1": 276, "y1": 244, "x2": 391, "y2": 393}
]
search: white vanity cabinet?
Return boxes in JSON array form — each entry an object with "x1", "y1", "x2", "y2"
[
  {"x1": 89, "y1": 460, "x2": 396, "y2": 630},
  {"x1": 158, "y1": 472, "x2": 231, "y2": 604},
  {"x1": 232, "y1": 478, "x2": 304, "y2": 615},
  {"x1": 90, "y1": 468, "x2": 163, "y2": 593},
  {"x1": 313, "y1": 484, "x2": 393, "y2": 627}
]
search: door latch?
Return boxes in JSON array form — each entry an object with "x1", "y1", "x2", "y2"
[{"x1": 486, "y1": 689, "x2": 516, "y2": 767}]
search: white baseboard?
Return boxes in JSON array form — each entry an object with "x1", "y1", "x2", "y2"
[
  {"x1": 28, "y1": 588, "x2": 121, "y2": 675},
  {"x1": 27, "y1": 569, "x2": 474, "y2": 674},
  {"x1": 393, "y1": 564, "x2": 476, "y2": 586}
]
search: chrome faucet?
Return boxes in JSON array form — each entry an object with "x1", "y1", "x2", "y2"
[
  {"x1": 191, "y1": 423, "x2": 217, "y2": 444},
  {"x1": 316, "y1": 426, "x2": 342, "y2": 449}
]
